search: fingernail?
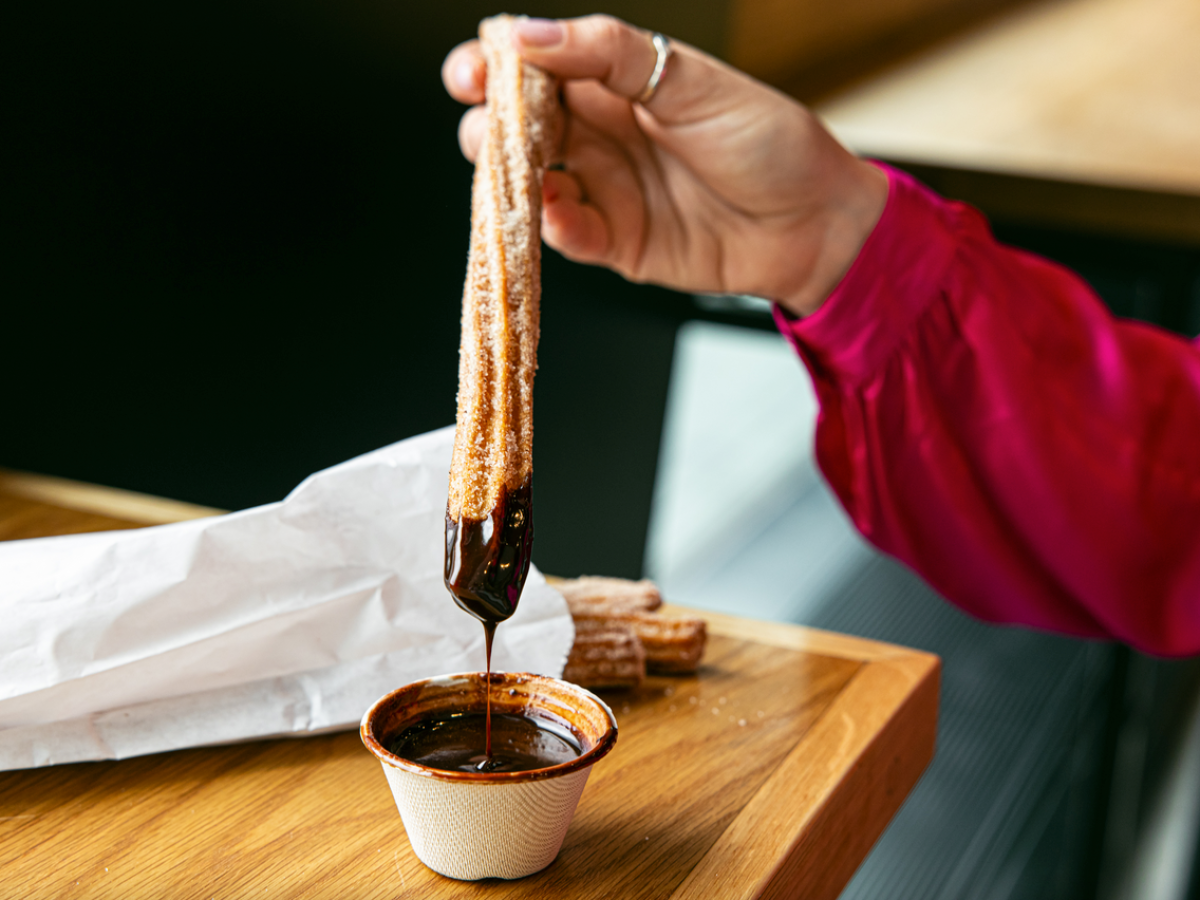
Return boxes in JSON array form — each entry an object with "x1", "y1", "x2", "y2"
[
  {"x1": 453, "y1": 57, "x2": 477, "y2": 93},
  {"x1": 514, "y1": 17, "x2": 563, "y2": 47}
]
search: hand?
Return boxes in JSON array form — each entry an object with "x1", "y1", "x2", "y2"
[{"x1": 442, "y1": 15, "x2": 887, "y2": 317}]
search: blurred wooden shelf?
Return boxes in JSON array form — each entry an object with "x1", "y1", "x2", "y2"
[{"x1": 815, "y1": 0, "x2": 1200, "y2": 244}]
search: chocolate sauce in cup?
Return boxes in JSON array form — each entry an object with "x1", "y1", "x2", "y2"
[
  {"x1": 387, "y1": 710, "x2": 581, "y2": 774},
  {"x1": 361, "y1": 672, "x2": 618, "y2": 881}
]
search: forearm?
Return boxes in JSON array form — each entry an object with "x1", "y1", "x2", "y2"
[{"x1": 777, "y1": 165, "x2": 1200, "y2": 656}]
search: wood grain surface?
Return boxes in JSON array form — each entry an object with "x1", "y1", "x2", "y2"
[
  {"x1": 0, "y1": 479, "x2": 939, "y2": 899},
  {"x1": 816, "y1": 0, "x2": 1200, "y2": 243},
  {"x1": 0, "y1": 468, "x2": 223, "y2": 528}
]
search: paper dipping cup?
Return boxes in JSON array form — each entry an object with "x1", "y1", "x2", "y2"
[{"x1": 360, "y1": 672, "x2": 618, "y2": 881}]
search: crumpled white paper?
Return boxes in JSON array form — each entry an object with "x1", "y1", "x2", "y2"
[{"x1": 0, "y1": 426, "x2": 573, "y2": 771}]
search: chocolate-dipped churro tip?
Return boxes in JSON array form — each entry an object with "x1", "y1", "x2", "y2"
[{"x1": 448, "y1": 15, "x2": 560, "y2": 524}]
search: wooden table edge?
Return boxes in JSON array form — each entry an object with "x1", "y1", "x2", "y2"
[
  {"x1": 669, "y1": 649, "x2": 941, "y2": 900},
  {"x1": 0, "y1": 468, "x2": 224, "y2": 526}
]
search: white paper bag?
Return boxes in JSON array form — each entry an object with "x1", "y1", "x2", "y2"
[{"x1": 0, "y1": 426, "x2": 573, "y2": 770}]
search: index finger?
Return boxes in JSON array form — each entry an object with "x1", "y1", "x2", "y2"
[{"x1": 511, "y1": 14, "x2": 728, "y2": 120}]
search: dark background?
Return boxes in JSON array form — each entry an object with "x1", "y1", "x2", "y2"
[{"x1": 1, "y1": 0, "x2": 715, "y2": 578}]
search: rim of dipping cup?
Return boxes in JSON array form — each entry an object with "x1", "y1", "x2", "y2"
[{"x1": 360, "y1": 672, "x2": 618, "y2": 782}]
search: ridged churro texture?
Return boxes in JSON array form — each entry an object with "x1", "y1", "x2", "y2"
[
  {"x1": 563, "y1": 620, "x2": 647, "y2": 690},
  {"x1": 448, "y1": 16, "x2": 561, "y2": 522},
  {"x1": 554, "y1": 576, "x2": 664, "y2": 616},
  {"x1": 551, "y1": 576, "x2": 709, "y2": 680}
]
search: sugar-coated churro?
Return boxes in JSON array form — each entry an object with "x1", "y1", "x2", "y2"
[
  {"x1": 551, "y1": 575, "x2": 664, "y2": 616},
  {"x1": 574, "y1": 612, "x2": 707, "y2": 674},
  {"x1": 562, "y1": 621, "x2": 647, "y2": 690},
  {"x1": 553, "y1": 576, "x2": 708, "y2": 680},
  {"x1": 445, "y1": 16, "x2": 560, "y2": 630},
  {"x1": 446, "y1": 15, "x2": 559, "y2": 525}
]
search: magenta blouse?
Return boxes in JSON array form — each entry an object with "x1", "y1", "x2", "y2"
[{"x1": 773, "y1": 165, "x2": 1200, "y2": 657}]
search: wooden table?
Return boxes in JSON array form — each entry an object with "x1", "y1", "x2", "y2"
[
  {"x1": 0, "y1": 471, "x2": 939, "y2": 899},
  {"x1": 815, "y1": 0, "x2": 1200, "y2": 246}
]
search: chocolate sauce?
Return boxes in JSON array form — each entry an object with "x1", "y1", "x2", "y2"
[
  {"x1": 444, "y1": 477, "x2": 534, "y2": 626},
  {"x1": 444, "y1": 476, "x2": 534, "y2": 760},
  {"x1": 386, "y1": 711, "x2": 581, "y2": 774}
]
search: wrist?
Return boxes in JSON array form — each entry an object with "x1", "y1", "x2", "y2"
[{"x1": 777, "y1": 158, "x2": 888, "y2": 318}]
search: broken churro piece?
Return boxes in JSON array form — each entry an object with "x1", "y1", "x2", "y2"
[
  {"x1": 552, "y1": 575, "x2": 664, "y2": 616},
  {"x1": 553, "y1": 576, "x2": 708, "y2": 677},
  {"x1": 574, "y1": 612, "x2": 707, "y2": 674},
  {"x1": 562, "y1": 621, "x2": 646, "y2": 690}
]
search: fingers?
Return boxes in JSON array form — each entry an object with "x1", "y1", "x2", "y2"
[
  {"x1": 542, "y1": 170, "x2": 611, "y2": 264},
  {"x1": 457, "y1": 105, "x2": 486, "y2": 161},
  {"x1": 446, "y1": 14, "x2": 754, "y2": 131},
  {"x1": 512, "y1": 16, "x2": 658, "y2": 100},
  {"x1": 444, "y1": 13, "x2": 668, "y2": 273},
  {"x1": 447, "y1": 16, "x2": 667, "y2": 108},
  {"x1": 543, "y1": 169, "x2": 583, "y2": 205},
  {"x1": 442, "y1": 40, "x2": 485, "y2": 105},
  {"x1": 512, "y1": 14, "x2": 734, "y2": 123},
  {"x1": 444, "y1": 41, "x2": 487, "y2": 163},
  {"x1": 541, "y1": 115, "x2": 649, "y2": 275},
  {"x1": 459, "y1": 106, "x2": 621, "y2": 266},
  {"x1": 562, "y1": 79, "x2": 645, "y2": 148}
]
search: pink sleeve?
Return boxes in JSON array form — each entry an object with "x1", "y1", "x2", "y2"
[{"x1": 774, "y1": 165, "x2": 1200, "y2": 657}]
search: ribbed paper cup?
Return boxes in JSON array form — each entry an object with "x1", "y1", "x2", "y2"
[{"x1": 360, "y1": 672, "x2": 618, "y2": 881}]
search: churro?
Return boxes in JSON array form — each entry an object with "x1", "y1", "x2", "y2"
[
  {"x1": 444, "y1": 16, "x2": 560, "y2": 630},
  {"x1": 447, "y1": 14, "x2": 559, "y2": 525},
  {"x1": 574, "y1": 612, "x2": 707, "y2": 674},
  {"x1": 552, "y1": 576, "x2": 664, "y2": 616},
  {"x1": 562, "y1": 621, "x2": 647, "y2": 690},
  {"x1": 554, "y1": 576, "x2": 708, "y2": 678}
]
